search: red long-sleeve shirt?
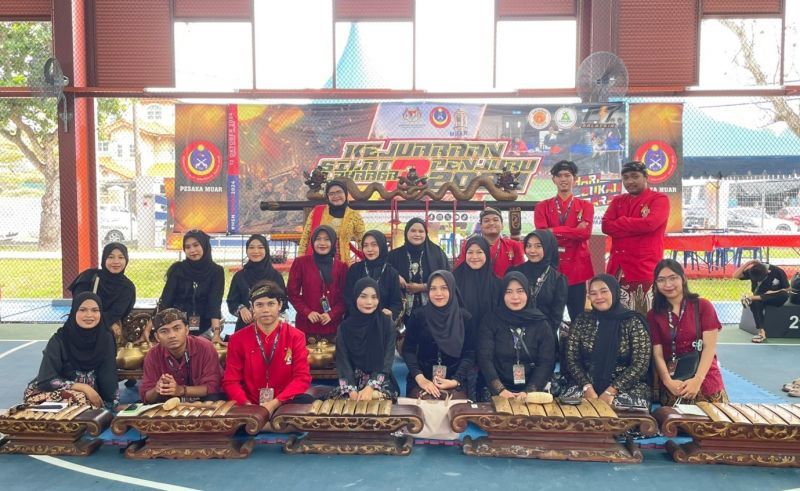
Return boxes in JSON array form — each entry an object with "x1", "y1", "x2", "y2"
[
  {"x1": 287, "y1": 255, "x2": 347, "y2": 336},
  {"x1": 139, "y1": 335, "x2": 223, "y2": 401},
  {"x1": 534, "y1": 195, "x2": 595, "y2": 285},
  {"x1": 222, "y1": 321, "x2": 311, "y2": 404},
  {"x1": 455, "y1": 236, "x2": 524, "y2": 278},
  {"x1": 601, "y1": 188, "x2": 670, "y2": 282}
]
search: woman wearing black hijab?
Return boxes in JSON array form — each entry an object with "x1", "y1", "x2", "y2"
[
  {"x1": 387, "y1": 217, "x2": 449, "y2": 319},
  {"x1": 24, "y1": 292, "x2": 118, "y2": 408},
  {"x1": 344, "y1": 230, "x2": 403, "y2": 321},
  {"x1": 160, "y1": 230, "x2": 225, "y2": 342},
  {"x1": 69, "y1": 242, "x2": 136, "y2": 337},
  {"x1": 509, "y1": 230, "x2": 567, "y2": 340},
  {"x1": 453, "y1": 236, "x2": 500, "y2": 327},
  {"x1": 297, "y1": 180, "x2": 365, "y2": 265},
  {"x1": 287, "y1": 225, "x2": 348, "y2": 341},
  {"x1": 330, "y1": 277, "x2": 398, "y2": 401},
  {"x1": 478, "y1": 271, "x2": 555, "y2": 401},
  {"x1": 563, "y1": 274, "x2": 651, "y2": 409},
  {"x1": 403, "y1": 270, "x2": 475, "y2": 399},
  {"x1": 227, "y1": 234, "x2": 286, "y2": 332}
]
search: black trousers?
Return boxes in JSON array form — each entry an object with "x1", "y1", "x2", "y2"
[
  {"x1": 750, "y1": 293, "x2": 789, "y2": 330},
  {"x1": 566, "y1": 282, "x2": 587, "y2": 323}
]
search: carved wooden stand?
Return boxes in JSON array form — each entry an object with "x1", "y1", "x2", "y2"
[
  {"x1": 655, "y1": 402, "x2": 800, "y2": 467},
  {"x1": 0, "y1": 404, "x2": 112, "y2": 456},
  {"x1": 272, "y1": 401, "x2": 424, "y2": 456},
  {"x1": 450, "y1": 400, "x2": 657, "y2": 463},
  {"x1": 112, "y1": 401, "x2": 269, "y2": 459}
]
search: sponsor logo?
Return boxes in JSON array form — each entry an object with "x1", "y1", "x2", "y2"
[
  {"x1": 554, "y1": 107, "x2": 578, "y2": 129},
  {"x1": 180, "y1": 141, "x2": 222, "y2": 184},
  {"x1": 634, "y1": 140, "x2": 678, "y2": 184},
  {"x1": 527, "y1": 108, "x2": 551, "y2": 129},
  {"x1": 402, "y1": 107, "x2": 422, "y2": 124},
  {"x1": 429, "y1": 106, "x2": 452, "y2": 128}
]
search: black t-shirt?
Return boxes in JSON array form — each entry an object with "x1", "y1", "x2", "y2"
[{"x1": 742, "y1": 264, "x2": 789, "y2": 295}]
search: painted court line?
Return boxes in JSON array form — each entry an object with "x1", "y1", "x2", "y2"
[
  {"x1": 0, "y1": 340, "x2": 38, "y2": 360},
  {"x1": 29, "y1": 456, "x2": 202, "y2": 491}
]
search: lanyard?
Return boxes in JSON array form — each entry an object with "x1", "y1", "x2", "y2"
[
  {"x1": 555, "y1": 197, "x2": 574, "y2": 225},
  {"x1": 406, "y1": 250, "x2": 424, "y2": 282},
  {"x1": 166, "y1": 351, "x2": 192, "y2": 386},
  {"x1": 508, "y1": 327, "x2": 527, "y2": 364},
  {"x1": 365, "y1": 262, "x2": 386, "y2": 280},
  {"x1": 531, "y1": 266, "x2": 551, "y2": 302},
  {"x1": 317, "y1": 268, "x2": 330, "y2": 295},
  {"x1": 254, "y1": 324, "x2": 281, "y2": 378},
  {"x1": 492, "y1": 240, "x2": 502, "y2": 264},
  {"x1": 667, "y1": 299, "x2": 687, "y2": 361}
]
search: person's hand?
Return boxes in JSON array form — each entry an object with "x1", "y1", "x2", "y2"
[
  {"x1": 111, "y1": 322, "x2": 122, "y2": 339},
  {"x1": 261, "y1": 398, "x2": 281, "y2": 416},
  {"x1": 211, "y1": 333, "x2": 225, "y2": 345},
  {"x1": 398, "y1": 276, "x2": 408, "y2": 289},
  {"x1": 407, "y1": 283, "x2": 425, "y2": 294},
  {"x1": 599, "y1": 391, "x2": 615, "y2": 405},
  {"x1": 583, "y1": 386, "x2": 599, "y2": 399},
  {"x1": 515, "y1": 392, "x2": 528, "y2": 401},
  {"x1": 158, "y1": 374, "x2": 179, "y2": 396},
  {"x1": 239, "y1": 307, "x2": 253, "y2": 324},
  {"x1": 577, "y1": 222, "x2": 588, "y2": 229},
  {"x1": 308, "y1": 312, "x2": 322, "y2": 323},
  {"x1": 433, "y1": 376, "x2": 458, "y2": 391},
  {"x1": 357, "y1": 386, "x2": 375, "y2": 401},
  {"x1": 664, "y1": 377, "x2": 684, "y2": 397},
  {"x1": 680, "y1": 376, "x2": 703, "y2": 400},
  {"x1": 416, "y1": 376, "x2": 440, "y2": 398},
  {"x1": 348, "y1": 391, "x2": 359, "y2": 401},
  {"x1": 73, "y1": 383, "x2": 103, "y2": 408},
  {"x1": 319, "y1": 313, "x2": 331, "y2": 325},
  {"x1": 382, "y1": 308, "x2": 392, "y2": 317},
  {"x1": 498, "y1": 389, "x2": 516, "y2": 399}
]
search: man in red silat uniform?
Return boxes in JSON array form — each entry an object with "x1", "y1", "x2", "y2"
[
  {"x1": 602, "y1": 161, "x2": 670, "y2": 314},
  {"x1": 534, "y1": 160, "x2": 594, "y2": 322},
  {"x1": 223, "y1": 280, "x2": 313, "y2": 415},
  {"x1": 455, "y1": 207, "x2": 524, "y2": 278}
]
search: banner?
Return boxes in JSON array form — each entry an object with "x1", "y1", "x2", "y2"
[
  {"x1": 174, "y1": 102, "x2": 628, "y2": 235},
  {"x1": 627, "y1": 103, "x2": 684, "y2": 233}
]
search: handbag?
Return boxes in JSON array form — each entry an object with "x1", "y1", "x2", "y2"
[
  {"x1": 397, "y1": 391, "x2": 468, "y2": 440},
  {"x1": 670, "y1": 300, "x2": 702, "y2": 382}
]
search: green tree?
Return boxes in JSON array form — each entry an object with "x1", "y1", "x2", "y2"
[{"x1": 0, "y1": 22, "x2": 126, "y2": 250}]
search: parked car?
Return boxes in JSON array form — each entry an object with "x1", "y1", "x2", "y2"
[
  {"x1": 727, "y1": 207, "x2": 799, "y2": 232},
  {"x1": 99, "y1": 205, "x2": 137, "y2": 243},
  {"x1": 777, "y1": 206, "x2": 800, "y2": 226}
]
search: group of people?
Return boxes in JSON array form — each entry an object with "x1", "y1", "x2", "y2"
[{"x1": 28, "y1": 160, "x2": 754, "y2": 412}]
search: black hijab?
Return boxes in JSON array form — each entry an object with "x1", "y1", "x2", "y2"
[
  {"x1": 68, "y1": 242, "x2": 135, "y2": 313},
  {"x1": 518, "y1": 230, "x2": 559, "y2": 282},
  {"x1": 422, "y1": 270, "x2": 470, "y2": 358},
  {"x1": 340, "y1": 277, "x2": 389, "y2": 373},
  {"x1": 325, "y1": 180, "x2": 348, "y2": 219},
  {"x1": 240, "y1": 234, "x2": 278, "y2": 287},
  {"x1": 57, "y1": 292, "x2": 113, "y2": 371},
  {"x1": 495, "y1": 271, "x2": 549, "y2": 327},
  {"x1": 361, "y1": 230, "x2": 388, "y2": 280},
  {"x1": 453, "y1": 236, "x2": 499, "y2": 322},
  {"x1": 588, "y1": 274, "x2": 644, "y2": 393},
  {"x1": 389, "y1": 217, "x2": 448, "y2": 282},
  {"x1": 168, "y1": 230, "x2": 216, "y2": 282},
  {"x1": 311, "y1": 225, "x2": 337, "y2": 285}
]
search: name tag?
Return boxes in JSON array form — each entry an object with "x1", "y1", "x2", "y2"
[
  {"x1": 558, "y1": 247, "x2": 566, "y2": 253},
  {"x1": 512, "y1": 363, "x2": 526, "y2": 385},
  {"x1": 259, "y1": 387, "x2": 275, "y2": 404},
  {"x1": 188, "y1": 315, "x2": 200, "y2": 331},
  {"x1": 432, "y1": 364, "x2": 447, "y2": 380}
]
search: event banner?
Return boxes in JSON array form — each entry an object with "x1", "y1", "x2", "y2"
[
  {"x1": 174, "y1": 102, "x2": 631, "y2": 235},
  {"x1": 627, "y1": 103, "x2": 684, "y2": 233}
]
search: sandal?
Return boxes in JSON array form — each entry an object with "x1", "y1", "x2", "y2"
[
  {"x1": 783, "y1": 378, "x2": 800, "y2": 392},
  {"x1": 789, "y1": 387, "x2": 800, "y2": 398},
  {"x1": 751, "y1": 329, "x2": 767, "y2": 344}
]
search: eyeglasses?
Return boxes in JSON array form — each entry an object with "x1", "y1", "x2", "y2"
[{"x1": 656, "y1": 274, "x2": 682, "y2": 285}]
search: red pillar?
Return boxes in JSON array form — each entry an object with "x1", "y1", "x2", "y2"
[{"x1": 53, "y1": 0, "x2": 97, "y2": 296}]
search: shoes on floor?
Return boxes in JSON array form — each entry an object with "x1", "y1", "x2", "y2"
[{"x1": 782, "y1": 377, "x2": 800, "y2": 392}]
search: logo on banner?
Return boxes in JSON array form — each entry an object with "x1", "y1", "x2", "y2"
[
  {"x1": 451, "y1": 109, "x2": 469, "y2": 137},
  {"x1": 402, "y1": 107, "x2": 422, "y2": 124},
  {"x1": 528, "y1": 108, "x2": 551, "y2": 129},
  {"x1": 180, "y1": 141, "x2": 223, "y2": 184},
  {"x1": 554, "y1": 107, "x2": 577, "y2": 129},
  {"x1": 634, "y1": 140, "x2": 678, "y2": 184},
  {"x1": 429, "y1": 106, "x2": 451, "y2": 128}
]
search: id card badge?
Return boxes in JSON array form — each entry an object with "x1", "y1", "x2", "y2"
[
  {"x1": 320, "y1": 295, "x2": 331, "y2": 313},
  {"x1": 512, "y1": 363, "x2": 526, "y2": 385},
  {"x1": 259, "y1": 386, "x2": 275, "y2": 404},
  {"x1": 188, "y1": 315, "x2": 201, "y2": 331},
  {"x1": 667, "y1": 358, "x2": 677, "y2": 377},
  {"x1": 432, "y1": 364, "x2": 447, "y2": 380}
]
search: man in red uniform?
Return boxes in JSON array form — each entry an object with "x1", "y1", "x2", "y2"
[
  {"x1": 223, "y1": 280, "x2": 312, "y2": 415},
  {"x1": 602, "y1": 161, "x2": 670, "y2": 313},
  {"x1": 534, "y1": 160, "x2": 594, "y2": 322},
  {"x1": 456, "y1": 207, "x2": 524, "y2": 278}
]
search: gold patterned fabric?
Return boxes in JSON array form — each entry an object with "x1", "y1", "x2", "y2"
[
  {"x1": 565, "y1": 313, "x2": 652, "y2": 401},
  {"x1": 660, "y1": 388, "x2": 729, "y2": 407},
  {"x1": 298, "y1": 205, "x2": 365, "y2": 265}
]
